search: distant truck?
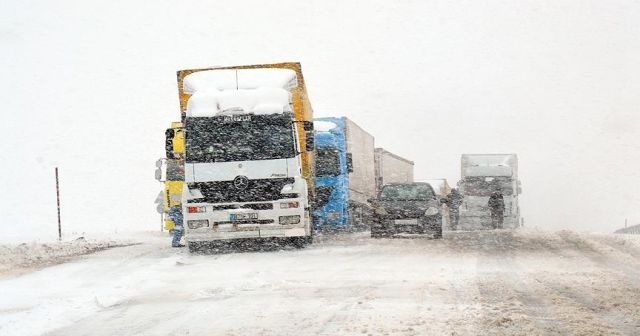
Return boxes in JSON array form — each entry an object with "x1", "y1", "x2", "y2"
[
  {"x1": 177, "y1": 63, "x2": 316, "y2": 251},
  {"x1": 374, "y1": 148, "x2": 414, "y2": 193},
  {"x1": 458, "y1": 154, "x2": 522, "y2": 229},
  {"x1": 313, "y1": 117, "x2": 376, "y2": 230}
]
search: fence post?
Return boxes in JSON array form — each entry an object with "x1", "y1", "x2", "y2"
[{"x1": 55, "y1": 167, "x2": 62, "y2": 241}]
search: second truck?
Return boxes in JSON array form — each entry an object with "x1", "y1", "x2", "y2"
[{"x1": 313, "y1": 117, "x2": 376, "y2": 230}]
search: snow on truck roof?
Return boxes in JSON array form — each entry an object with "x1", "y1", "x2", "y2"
[
  {"x1": 183, "y1": 68, "x2": 297, "y2": 117},
  {"x1": 186, "y1": 87, "x2": 291, "y2": 117},
  {"x1": 314, "y1": 120, "x2": 338, "y2": 132},
  {"x1": 183, "y1": 68, "x2": 298, "y2": 93}
]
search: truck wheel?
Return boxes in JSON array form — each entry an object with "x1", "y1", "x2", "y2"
[
  {"x1": 291, "y1": 236, "x2": 310, "y2": 248},
  {"x1": 431, "y1": 217, "x2": 443, "y2": 239},
  {"x1": 371, "y1": 227, "x2": 390, "y2": 238},
  {"x1": 433, "y1": 225, "x2": 443, "y2": 239},
  {"x1": 371, "y1": 230, "x2": 382, "y2": 239},
  {"x1": 188, "y1": 242, "x2": 200, "y2": 253}
]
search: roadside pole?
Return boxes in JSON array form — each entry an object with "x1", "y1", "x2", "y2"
[{"x1": 55, "y1": 167, "x2": 62, "y2": 241}]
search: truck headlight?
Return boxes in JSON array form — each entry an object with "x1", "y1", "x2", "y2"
[
  {"x1": 187, "y1": 220, "x2": 209, "y2": 229},
  {"x1": 279, "y1": 215, "x2": 301, "y2": 225},
  {"x1": 424, "y1": 207, "x2": 439, "y2": 216}
]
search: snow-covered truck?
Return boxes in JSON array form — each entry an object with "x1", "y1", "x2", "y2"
[
  {"x1": 176, "y1": 63, "x2": 316, "y2": 251},
  {"x1": 312, "y1": 117, "x2": 376, "y2": 230},
  {"x1": 374, "y1": 148, "x2": 414, "y2": 193},
  {"x1": 458, "y1": 154, "x2": 522, "y2": 229}
]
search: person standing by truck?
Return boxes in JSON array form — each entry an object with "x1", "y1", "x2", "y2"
[
  {"x1": 444, "y1": 188, "x2": 463, "y2": 230},
  {"x1": 488, "y1": 190, "x2": 505, "y2": 229},
  {"x1": 168, "y1": 205, "x2": 184, "y2": 247}
]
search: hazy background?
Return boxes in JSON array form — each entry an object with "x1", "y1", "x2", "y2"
[{"x1": 2, "y1": 0, "x2": 639, "y2": 240}]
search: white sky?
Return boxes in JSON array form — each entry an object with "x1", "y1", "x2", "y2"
[{"x1": 2, "y1": 0, "x2": 639, "y2": 240}]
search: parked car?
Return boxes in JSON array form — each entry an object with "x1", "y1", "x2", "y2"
[{"x1": 370, "y1": 182, "x2": 443, "y2": 239}]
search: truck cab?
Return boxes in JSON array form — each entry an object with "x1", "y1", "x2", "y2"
[
  {"x1": 177, "y1": 65, "x2": 315, "y2": 251},
  {"x1": 312, "y1": 117, "x2": 375, "y2": 231},
  {"x1": 313, "y1": 118, "x2": 351, "y2": 229}
]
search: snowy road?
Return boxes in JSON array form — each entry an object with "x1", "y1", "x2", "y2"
[{"x1": 1, "y1": 230, "x2": 640, "y2": 336}]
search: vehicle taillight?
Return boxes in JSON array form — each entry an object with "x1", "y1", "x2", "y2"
[
  {"x1": 187, "y1": 206, "x2": 206, "y2": 213},
  {"x1": 280, "y1": 201, "x2": 299, "y2": 209}
]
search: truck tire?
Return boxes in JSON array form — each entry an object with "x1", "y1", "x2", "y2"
[
  {"x1": 371, "y1": 227, "x2": 390, "y2": 238},
  {"x1": 433, "y1": 224, "x2": 443, "y2": 239},
  {"x1": 188, "y1": 241, "x2": 200, "y2": 253},
  {"x1": 291, "y1": 236, "x2": 311, "y2": 248},
  {"x1": 431, "y1": 217, "x2": 443, "y2": 239}
]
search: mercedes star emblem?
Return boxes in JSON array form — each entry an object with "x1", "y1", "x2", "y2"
[{"x1": 233, "y1": 176, "x2": 249, "y2": 190}]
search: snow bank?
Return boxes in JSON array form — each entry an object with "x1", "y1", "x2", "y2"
[{"x1": 0, "y1": 238, "x2": 136, "y2": 277}]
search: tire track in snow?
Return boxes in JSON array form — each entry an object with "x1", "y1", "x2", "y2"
[{"x1": 474, "y1": 231, "x2": 571, "y2": 335}]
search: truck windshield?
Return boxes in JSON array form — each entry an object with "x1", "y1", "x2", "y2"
[
  {"x1": 185, "y1": 114, "x2": 296, "y2": 163},
  {"x1": 460, "y1": 177, "x2": 514, "y2": 196},
  {"x1": 380, "y1": 184, "x2": 435, "y2": 201},
  {"x1": 315, "y1": 148, "x2": 341, "y2": 177}
]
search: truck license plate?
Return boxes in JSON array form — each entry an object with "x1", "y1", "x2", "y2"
[
  {"x1": 395, "y1": 219, "x2": 418, "y2": 225},
  {"x1": 230, "y1": 213, "x2": 258, "y2": 221}
]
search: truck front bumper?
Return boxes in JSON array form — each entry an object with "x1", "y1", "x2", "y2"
[{"x1": 183, "y1": 200, "x2": 311, "y2": 242}]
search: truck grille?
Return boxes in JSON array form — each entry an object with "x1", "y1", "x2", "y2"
[
  {"x1": 211, "y1": 203, "x2": 274, "y2": 211},
  {"x1": 188, "y1": 178, "x2": 296, "y2": 204},
  {"x1": 213, "y1": 219, "x2": 275, "y2": 225}
]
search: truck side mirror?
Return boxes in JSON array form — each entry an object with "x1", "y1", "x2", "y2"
[
  {"x1": 155, "y1": 158, "x2": 167, "y2": 182},
  {"x1": 302, "y1": 121, "x2": 314, "y2": 131},
  {"x1": 302, "y1": 121, "x2": 315, "y2": 152},
  {"x1": 346, "y1": 153, "x2": 354, "y2": 173},
  {"x1": 305, "y1": 133, "x2": 315, "y2": 152},
  {"x1": 165, "y1": 129, "x2": 175, "y2": 159}
]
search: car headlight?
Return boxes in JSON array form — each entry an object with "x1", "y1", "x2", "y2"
[
  {"x1": 424, "y1": 206, "x2": 439, "y2": 216},
  {"x1": 374, "y1": 207, "x2": 387, "y2": 215}
]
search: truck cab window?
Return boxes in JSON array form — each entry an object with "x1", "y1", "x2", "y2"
[{"x1": 315, "y1": 148, "x2": 341, "y2": 177}]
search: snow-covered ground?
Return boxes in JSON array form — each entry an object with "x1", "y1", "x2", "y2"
[{"x1": 1, "y1": 230, "x2": 639, "y2": 336}]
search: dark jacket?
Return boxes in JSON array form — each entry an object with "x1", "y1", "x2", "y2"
[
  {"x1": 488, "y1": 192, "x2": 505, "y2": 213},
  {"x1": 445, "y1": 190, "x2": 464, "y2": 211}
]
